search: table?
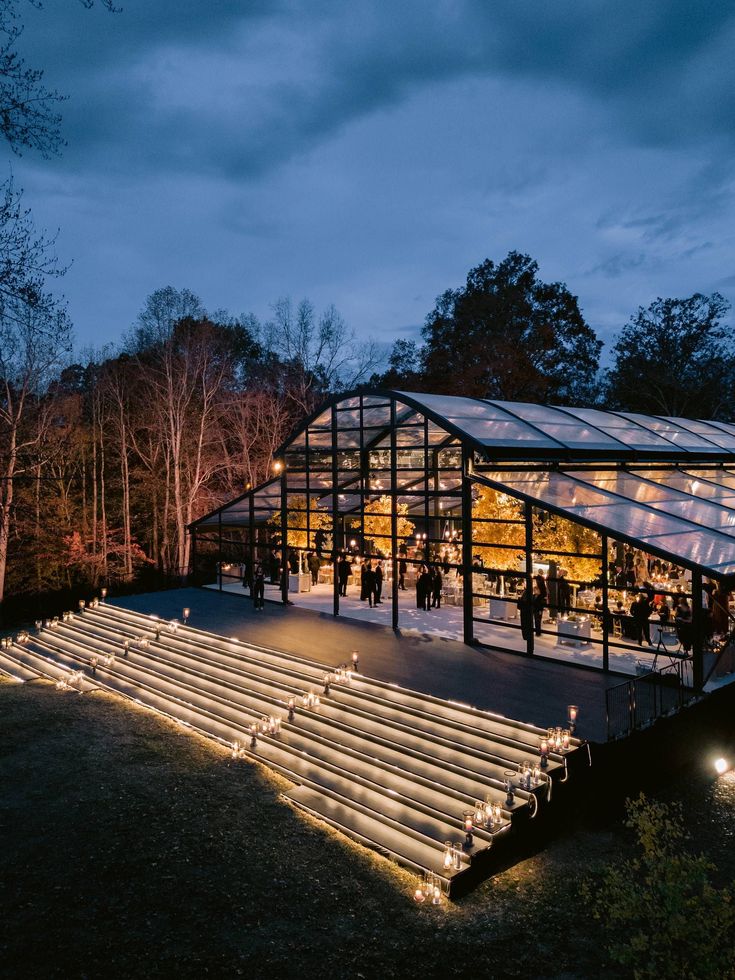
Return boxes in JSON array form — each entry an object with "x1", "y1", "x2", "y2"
[
  {"x1": 556, "y1": 618, "x2": 591, "y2": 647},
  {"x1": 489, "y1": 597, "x2": 519, "y2": 621},
  {"x1": 289, "y1": 572, "x2": 312, "y2": 593}
]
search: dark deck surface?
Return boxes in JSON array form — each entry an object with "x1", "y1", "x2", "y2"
[{"x1": 113, "y1": 588, "x2": 611, "y2": 742}]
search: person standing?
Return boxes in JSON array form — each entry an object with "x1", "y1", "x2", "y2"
[
  {"x1": 431, "y1": 567, "x2": 443, "y2": 608},
  {"x1": 674, "y1": 597, "x2": 692, "y2": 653},
  {"x1": 252, "y1": 563, "x2": 265, "y2": 610},
  {"x1": 307, "y1": 551, "x2": 320, "y2": 586},
  {"x1": 338, "y1": 554, "x2": 350, "y2": 597},
  {"x1": 374, "y1": 561, "x2": 383, "y2": 604},
  {"x1": 532, "y1": 583, "x2": 546, "y2": 637},
  {"x1": 398, "y1": 557, "x2": 407, "y2": 590},
  {"x1": 517, "y1": 587, "x2": 533, "y2": 642},
  {"x1": 419, "y1": 566, "x2": 433, "y2": 611},
  {"x1": 630, "y1": 591, "x2": 653, "y2": 646},
  {"x1": 416, "y1": 565, "x2": 426, "y2": 609},
  {"x1": 557, "y1": 570, "x2": 572, "y2": 616},
  {"x1": 364, "y1": 561, "x2": 376, "y2": 608}
]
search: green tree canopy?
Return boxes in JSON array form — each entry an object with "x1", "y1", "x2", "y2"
[
  {"x1": 604, "y1": 293, "x2": 734, "y2": 418},
  {"x1": 419, "y1": 251, "x2": 601, "y2": 403}
]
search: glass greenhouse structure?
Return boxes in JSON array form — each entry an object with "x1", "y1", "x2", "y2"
[{"x1": 189, "y1": 390, "x2": 735, "y2": 686}]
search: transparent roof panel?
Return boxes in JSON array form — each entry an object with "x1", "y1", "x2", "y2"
[
  {"x1": 393, "y1": 392, "x2": 735, "y2": 458},
  {"x1": 684, "y1": 469, "x2": 735, "y2": 492},
  {"x1": 481, "y1": 467, "x2": 735, "y2": 573},
  {"x1": 643, "y1": 470, "x2": 735, "y2": 502},
  {"x1": 573, "y1": 471, "x2": 677, "y2": 502},
  {"x1": 397, "y1": 392, "x2": 560, "y2": 448},
  {"x1": 664, "y1": 418, "x2": 735, "y2": 451},
  {"x1": 552, "y1": 406, "x2": 676, "y2": 450},
  {"x1": 616, "y1": 413, "x2": 724, "y2": 452}
]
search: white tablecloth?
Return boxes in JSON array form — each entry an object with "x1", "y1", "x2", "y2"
[{"x1": 556, "y1": 619, "x2": 591, "y2": 647}]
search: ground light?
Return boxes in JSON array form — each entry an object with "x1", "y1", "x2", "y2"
[{"x1": 714, "y1": 757, "x2": 729, "y2": 775}]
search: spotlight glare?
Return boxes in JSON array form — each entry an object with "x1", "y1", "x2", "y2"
[{"x1": 714, "y1": 757, "x2": 729, "y2": 775}]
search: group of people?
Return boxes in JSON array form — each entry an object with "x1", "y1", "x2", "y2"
[
  {"x1": 513, "y1": 568, "x2": 707, "y2": 654},
  {"x1": 415, "y1": 564, "x2": 443, "y2": 610}
]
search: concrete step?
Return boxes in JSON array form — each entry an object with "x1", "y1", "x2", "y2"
[
  {"x1": 90, "y1": 606, "x2": 568, "y2": 781},
  {"x1": 100, "y1": 605, "x2": 569, "y2": 755},
  {"x1": 55, "y1": 617, "x2": 539, "y2": 814},
  {"x1": 14, "y1": 604, "x2": 585, "y2": 892}
]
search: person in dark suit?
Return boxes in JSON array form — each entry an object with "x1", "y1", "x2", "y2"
[
  {"x1": 517, "y1": 588, "x2": 533, "y2": 642},
  {"x1": 364, "y1": 562, "x2": 376, "y2": 608},
  {"x1": 419, "y1": 566, "x2": 432, "y2": 610},
  {"x1": 252, "y1": 563, "x2": 265, "y2": 610},
  {"x1": 373, "y1": 561, "x2": 383, "y2": 604},
  {"x1": 431, "y1": 568, "x2": 443, "y2": 608},
  {"x1": 338, "y1": 555, "x2": 351, "y2": 597},
  {"x1": 398, "y1": 557, "x2": 407, "y2": 590},
  {"x1": 630, "y1": 591, "x2": 653, "y2": 646},
  {"x1": 557, "y1": 570, "x2": 572, "y2": 616},
  {"x1": 532, "y1": 583, "x2": 546, "y2": 636}
]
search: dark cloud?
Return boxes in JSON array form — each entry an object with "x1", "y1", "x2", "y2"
[
  {"x1": 7, "y1": 0, "x2": 735, "y2": 357},
  {"x1": 19, "y1": 1, "x2": 735, "y2": 181}
]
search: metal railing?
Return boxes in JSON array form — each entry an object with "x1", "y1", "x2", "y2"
[{"x1": 606, "y1": 660, "x2": 693, "y2": 740}]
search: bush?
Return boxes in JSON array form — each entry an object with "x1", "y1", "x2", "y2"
[{"x1": 584, "y1": 793, "x2": 735, "y2": 979}]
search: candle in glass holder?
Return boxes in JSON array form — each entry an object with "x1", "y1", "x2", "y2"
[
  {"x1": 562, "y1": 729, "x2": 571, "y2": 750},
  {"x1": 414, "y1": 882, "x2": 426, "y2": 904},
  {"x1": 443, "y1": 841, "x2": 453, "y2": 870},
  {"x1": 504, "y1": 770, "x2": 515, "y2": 805},
  {"x1": 568, "y1": 704, "x2": 579, "y2": 726},
  {"x1": 474, "y1": 800, "x2": 485, "y2": 825},
  {"x1": 539, "y1": 737, "x2": 549, "y2": 768}
]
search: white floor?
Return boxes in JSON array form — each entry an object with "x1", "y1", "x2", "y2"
[{"x1": 208, "y1": 577, "x2": 657, "y2": 676}]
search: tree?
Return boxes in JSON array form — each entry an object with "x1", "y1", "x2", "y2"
[
  {"x1": 354, "y1": 495, "x2": 415, "y2": 548},
  {"x1": 0, "y1": 0, "x2": 116, "y2": 158},
  {"x1": 584, "y1": 794, "x2": 735, "y2": 979},
  {"x1": 471, "y1": 485, "x2": 525, "y2": 570},
  {"x1": 261, "y1": 297, "x2": 380, "y2": 414},
  {"x1": 269, "y1": 495, "x2": 331, "y2": 550},
  {"x1": 370, "y1": 339, "x2": 420, "y2": 389},
  {"x1": 604, "y1": 293, "x2": 735, "y2": 419},
  {"x1": 0, "y1": 286, "x2": 72, "y2": 605},
  {"x1": 129, "y1": 289, "x2": 253, "y2": 579},
  {"x1": 533, "y1": 512, "x2": 602, "y2": 584},
  {"x1": 421, "y1": 251, "x2": 601, "y2": 403}
]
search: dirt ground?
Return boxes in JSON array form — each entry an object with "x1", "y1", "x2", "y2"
[{"x1": 0, "y1": 676, "x2": 726, "y2": 979}]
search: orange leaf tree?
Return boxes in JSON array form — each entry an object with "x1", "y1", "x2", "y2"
[
  {"x1": 353, "y1": 495, "x2": 415, "y2": 547},
  {"x1": 470, "y1": 485, "x2": 525, "y2": 570},
  {"x1": 269, "y1": 495, "x2": 332, "y2": 549}
]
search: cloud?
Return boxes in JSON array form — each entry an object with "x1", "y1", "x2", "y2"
[
  {"x1": 7, "y1": 0, "x2": 735, "y2": 362},
  {"x1": 17, "y1": 0, "x2": 735, "y2": 183}
]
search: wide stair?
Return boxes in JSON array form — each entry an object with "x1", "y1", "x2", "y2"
[{"x1": 0, "y1": 603, "x2": 587, "y2": 896}]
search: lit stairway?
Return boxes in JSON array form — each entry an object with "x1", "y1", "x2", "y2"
[{"x1": 0, "y1": 604, "x2": 585, "y2": 895}]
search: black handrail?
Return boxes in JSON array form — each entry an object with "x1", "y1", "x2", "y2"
[{"x1": 606, "y1": 660, "x2": 693, "y2": 740}]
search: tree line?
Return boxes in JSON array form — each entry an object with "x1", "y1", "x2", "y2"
[
  {"x1": 1, "y1": 249, "x2": 732, "y2": 614},
  {"x1": 1, "y1": 0, "x2": 734, "y2": 616}
]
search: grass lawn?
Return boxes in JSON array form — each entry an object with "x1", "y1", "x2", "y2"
[{"x1": 0, "y1": 676, "x2": 726, "y2": 979}]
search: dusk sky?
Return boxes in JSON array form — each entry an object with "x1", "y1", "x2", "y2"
[{"x1": 15, "y1": 0, "x2": 735, "y2": 362}]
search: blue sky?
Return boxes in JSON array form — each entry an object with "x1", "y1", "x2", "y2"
[{"x1": 13, "y1": 0, "x2": 735, "y2": 362}]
